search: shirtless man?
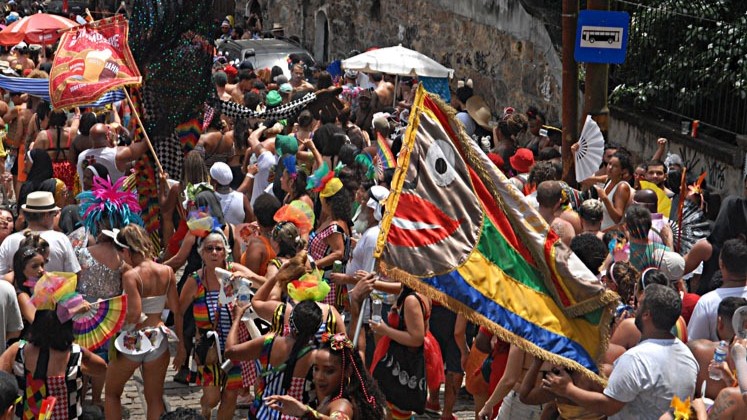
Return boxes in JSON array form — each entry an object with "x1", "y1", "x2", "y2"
[
  {"x1": 289, "y1": 63, "x2": 314, "y2": 92},
  {"x1": 213, "y1": 71, "x2": 232, "y2": 102},
  {"x1": 225, "y1": 70, "x2": 256, "y2": 103},
  {"x1": 9, "y1": 43, "x2": 35, "y2": 73},
  {"x1": 3, "y1": 92, "x2": 27, "y2": 199},
  {"x1": 373, "y1": 72, "x2": 395, "y2": 107},
  {"x1": 536, "y1": 180, "x2": 576, "y2": 246}
]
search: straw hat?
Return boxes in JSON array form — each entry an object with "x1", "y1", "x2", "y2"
[{"x1": 465, "y1": 95, "x2": 492, "y2": 131}]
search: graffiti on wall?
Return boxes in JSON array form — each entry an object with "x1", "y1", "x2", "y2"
[{"x1": 676, "y1": 145, "x2": 726, "y2": 191}]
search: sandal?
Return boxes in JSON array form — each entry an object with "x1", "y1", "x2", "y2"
[{"x1": 425, "y1": 401, "x2": 441, "y2": 417}]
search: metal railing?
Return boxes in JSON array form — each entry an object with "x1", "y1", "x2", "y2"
[{"x1": 610, "y1": 0, "x2": 747, "y2": 145}]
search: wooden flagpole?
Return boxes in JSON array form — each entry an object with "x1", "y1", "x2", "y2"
[{"x1": 123, "y1": 88, "x2": 163, "y2": 173}]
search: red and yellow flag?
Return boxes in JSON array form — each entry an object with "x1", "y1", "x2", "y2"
[{"x1": 49, "y1": 15, "x2": 141, "y2": 109}]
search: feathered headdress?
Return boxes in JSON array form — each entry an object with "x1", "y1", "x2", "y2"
[
  {"x1": 287, "y1": 269, "x2": 330, "y2": 302},
  {"x1": 77, "y1": 176, "x2": 144, "y2": 236},
  {"x1": 282, "y1": 154, "x2": 298, "y2": 178},
  {"x1": 306, "y1": 162, "x2": 342, "y2": 198}
]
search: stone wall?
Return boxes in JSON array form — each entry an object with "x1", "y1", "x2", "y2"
[{"x1": 237, "y1": 0, "x2": 563, "y2": 122}]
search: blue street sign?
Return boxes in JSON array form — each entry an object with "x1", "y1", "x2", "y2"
[{"x1": 575, "y1": 10, "x2": 630, "y2": 64}]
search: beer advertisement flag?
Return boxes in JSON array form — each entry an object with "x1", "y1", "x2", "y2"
[{"x1": 49, "y1": 15, "x2": 141, "y2": 109}]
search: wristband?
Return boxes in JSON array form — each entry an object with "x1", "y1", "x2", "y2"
[{"x1": 245, "y1": 173, "x2": 255, "y2": 179}]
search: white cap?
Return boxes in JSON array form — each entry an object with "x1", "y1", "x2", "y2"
[{"x1": 209, "y1": 162, "x2": 233, "y2": 186}]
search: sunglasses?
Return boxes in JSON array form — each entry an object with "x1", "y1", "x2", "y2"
[{"x1": 205, "y1": 246, "x2": 225, "y2": 253}]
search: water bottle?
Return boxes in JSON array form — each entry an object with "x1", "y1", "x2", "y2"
[
  {"x1": 235, "y1": 281, "x2": 252, "y2": 321},
  {"x1": 371, "y1": 299, "x2": 383, "y2": 323},
  {"x1": 709, "y1": 340, "x2": 729, "y2": 380}
]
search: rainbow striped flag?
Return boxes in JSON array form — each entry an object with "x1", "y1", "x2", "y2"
[
  {"x1": 376, "y1": 132, "x2": 397, "y2": 170},
  {"x1": 375, "y1": 85, "x2": 617, "y2": 381}
]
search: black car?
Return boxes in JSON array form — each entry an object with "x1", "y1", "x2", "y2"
[
  {"x1": 44, "y1": 0, "x2": 90, "y2": 17},
  {"x1": 215, "y1": 38, "x2": 316, "y2": 79}
]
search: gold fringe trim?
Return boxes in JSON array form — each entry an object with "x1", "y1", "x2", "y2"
[
  {"x1": 379, "y1": 260, "x2": 609, "y2": 386},
  {"x1": 374, "y1": 84, "x2": 426, "y2": 260}
]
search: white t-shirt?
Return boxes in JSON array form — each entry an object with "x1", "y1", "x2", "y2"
[
  {"x1": 0, "y1": 280, "x2": 23, "y2": 353},
  {"x1": 215, "y1": 190, "x2": 246, "y2": 225},
  {"x1": 604, "y1": 338, "x2": 698, "y2": 420},
  {"x1": 346, "y1": 225, "x2": 379, "y2": 275},
  {"x1": 346, "y1": 225, "x2": 379, "y2": 323},
  {"x1": 687, "y1": 286, "x2": 747, "y2": 341},
  {"x1": 77, "y1": 146, "x2": 125, "y2": 189},
  {"x1": 0, "y1": 229, "x2": 82, "y2": 275},
  {"x1": 250, "y1": 151, "x2": 277, "y2": 206}
]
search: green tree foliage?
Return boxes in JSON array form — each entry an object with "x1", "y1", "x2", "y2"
[{"x1": 611, "y1": 0, "x2": 747, "y2": 113}]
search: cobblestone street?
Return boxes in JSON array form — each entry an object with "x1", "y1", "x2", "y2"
[{"x1": 111, "y1": 354, "x2": 476, "y2": 419}]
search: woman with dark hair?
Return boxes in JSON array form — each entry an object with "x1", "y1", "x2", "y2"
[
  {"x1": 280, "y1": 161, "x2": 313, "y2": 209},
  {"x1": 225, "y1": 300, "x2": 323, "y2": 420},
  {"x1": 32, "y1": 108, "x2": 80, "y2": 192},
  {"x1": 80, "y1": 163, "x2": 109, "y2": 192},
  {"x1": 492, "y1": 112, "x2": 528, "y2": 174},
  {"x1": 370, "y1": 285, "x2": 443, "y2": 419},
  {"x1": 264, "y1": 332, "x2": 387, "y2": 419},
  {"x1": 316, "y1": 71, "x2": 333, "y2": 90},
  {"x1": 596, "y1": 151, "x2": 633, "y2": 231},
  {"x1": 252, "y1": 248, "x2": 345, "y2": 340},
  {"x1": 18, "y1": 148, "x2": 56, "y2": 209},
  {"x1": 308, "y1": 175, "x2": 352, "y2": 309},
  {"x1": 0, "y1": 309, "x2": 106, "y2": 420},
  {"x1": 8, "y1": 246, "x2": 45, "y2": 335}
]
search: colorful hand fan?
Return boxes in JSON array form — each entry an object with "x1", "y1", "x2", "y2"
[
  {"x1": 73, "y1": 295, "x2": 128, "y2": 351},
  {"x1": 639, "y1": 180, "x2": 673, "y2": 217},
  {"x1": 31, "y1": 272, "x2": 77, "y2": 310},
  {"x1": 574, "y1": 115, "x2": 605, "y2": 183}
]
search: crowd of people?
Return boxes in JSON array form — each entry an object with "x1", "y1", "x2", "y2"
[{"x1": 0, "y1": 6, "x2": 742, "y2": 420}]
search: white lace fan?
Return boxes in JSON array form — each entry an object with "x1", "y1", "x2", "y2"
[{"x1": 575, "y1": 115, "x2": 605, "y2": 183}]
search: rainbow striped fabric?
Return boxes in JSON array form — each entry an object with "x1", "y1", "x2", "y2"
[
  {"x1": 375, "y1": 85, "x2": 617, "y2": 380},
  {"x1": 376, "y1": 132, "x2": 397, "y2": 170}
]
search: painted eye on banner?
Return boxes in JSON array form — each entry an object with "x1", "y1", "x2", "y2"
[{"x1": 425, "y1": 139, "x2": 457, "y2": 187}]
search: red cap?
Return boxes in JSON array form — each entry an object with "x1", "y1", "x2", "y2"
[
  {"x1": 509, "y1": 148, "x2": 534, "y2": 174},
  {"x1": 223, "y1": 65, "x2": 238, "y2": 78}
]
